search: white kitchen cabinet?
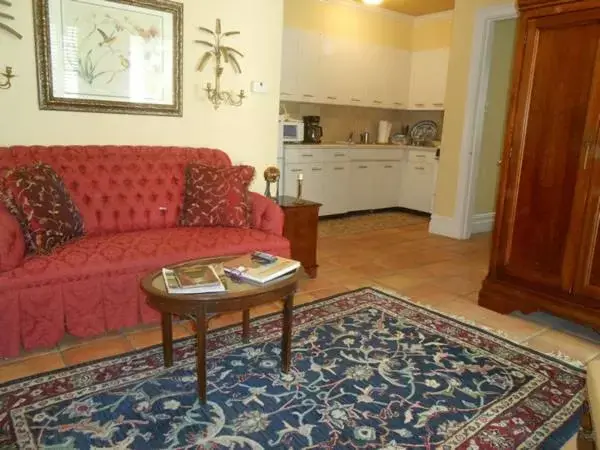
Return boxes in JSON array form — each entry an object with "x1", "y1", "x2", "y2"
[
  {"x1": 409, "y1": 49, "x2": 449, "y2": 110},
  {"x1": 400, "y1": 161, "x2": 435, "y2": 213},
  {"x1": 284, "y1": 163, "x2": 326, "y2": 207},
  {"x1": 320, "y1": 36, "x2": 350, "y2": 105},
  {"x1": 349, "y1": 162, "x2": 376, "y2": 211},
  {"x1": 322, "y1": 162, "x2": 350, "y2": 215},
  {"x1": 280, "y1": 28, "x2": 301, "y2": 102},
  {"x1": 296, "y1": 30, "x2": 323, "y2": 103},
  {"x1": 376, "y1": 162, "x2": 402, "y2": 209},
  {"x1": 388, "y1": 49, "x2": 411, "y2": 109}
]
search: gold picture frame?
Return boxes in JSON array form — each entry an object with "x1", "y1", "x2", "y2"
[{"x1": 33, "y1": 0, "x2": 183, "y2": 116}]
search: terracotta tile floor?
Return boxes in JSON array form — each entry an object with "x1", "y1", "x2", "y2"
[{"x1": 0, "y1": 218, "x2": 594, "y2": 448}]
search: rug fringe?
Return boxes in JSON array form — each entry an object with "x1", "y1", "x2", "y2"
[{"x1": 367, "y1": 285, "x2": 587, "y2": 370}]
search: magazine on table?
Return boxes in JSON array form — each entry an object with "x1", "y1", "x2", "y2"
[
  {"x1": 162, "y1": 263, "x2": 225, "y2": 294},
  {"x1": 223, "y1": 253, "x2": 301, "y2": 284}
]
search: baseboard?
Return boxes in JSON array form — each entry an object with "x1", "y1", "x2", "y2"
[
  {"x1": 471, "y1": 212, "x2": 495, "y2": 234},
  {"x1": 428, "y1": 215, "x2": 463, "y2": 239}
]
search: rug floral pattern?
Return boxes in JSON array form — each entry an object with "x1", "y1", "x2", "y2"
[{"x1": 0, "y1": 288, "x2": 586, "y2": 449}]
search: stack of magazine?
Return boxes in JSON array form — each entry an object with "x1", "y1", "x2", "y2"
[
  {"x1": 162, "y1": 263, "x2": 225, "y2": 294},
  {"x1": 223, "y1": 253, "x2": 300, "y2": 284}
]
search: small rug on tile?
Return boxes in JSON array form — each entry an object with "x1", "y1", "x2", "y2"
[
  {"x1": 0, "y1": 288, "x2": 586, "y2": 449},
  {"x1": 318, "y1": 211, "x2": 428, "y2": 237}
]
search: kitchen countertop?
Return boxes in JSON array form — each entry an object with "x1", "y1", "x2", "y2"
[{"x1": 284, "y1": 143, "x2": 438, "y2": 150}]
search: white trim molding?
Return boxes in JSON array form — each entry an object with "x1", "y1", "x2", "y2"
[
  {"x1": 429, "y1": 215, "x2": 463, "y2": 239},
  {"x1": 471, "y1": 212, "x2": 496, "y2": 234},
  {"x1": 453, "y1": 3, "x2": 518, "y2": 240}
]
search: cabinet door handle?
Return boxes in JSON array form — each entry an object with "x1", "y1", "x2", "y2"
[
  {"x1": 384, "y1": 165, "x2": 393, "y2": 168},
  {"x1": 334, "y1": 167, "x2": 345, "y2": 170},
  {"x1": 433, "y1": 103, "x2": 444, "y2": 107},
  {"x1": 393, "y1": 102, "x2": 404, "y2": 106},
  {"x1": 415, "y1": 103, "x2": 425, "y2": 107},
  {"x1": 415, "y1": 166, "x2": 425, "y2": 171},
  {"x1": 327, "y1": 96, "x2": 337, "y2": 100},
  {"x1": 290, "y1": 169, "x2": 302, "y2": 172},
  {"x1": 334, "y1": 153, "x2": 345, "y2": 157},
  {"x1": 358, "y1": 165, "x2": 368, "y2": 169},
  {"x1": 312, "y1": 167, "x2": 322, "y2": 171},
  {"x1": 415, "y1": 154, "x2": 426, "y2": 158},
  {"x1": 303, "y1": 94, "x2": 315, "y2": 98},
  {"x1": 351, "y1": 98, "x2": 361, "y2": 102},
  {"x1": 281, "y1": 92, "x2": 291, "y2": 95},
  {"x1": 373, "y1": 100, "x2": 382, "y2": 104},
  {"x1": 301, "y1": 153, "x2": 313, "y2": 157}
]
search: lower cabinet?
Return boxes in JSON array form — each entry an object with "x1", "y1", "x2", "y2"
[
  {"x1": 400, "y1": 161, "x2": 435, "y2": 213},
  {"x1": 349, "y1": 162, "x2": 402, "y2": 212},
  {"x1": 323, "y1": 163, "x2": 350, "y2": 215}
]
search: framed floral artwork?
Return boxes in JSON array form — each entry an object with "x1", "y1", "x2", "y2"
[{"x1": 33, "y1": 0, "x2": 183, "y2": 116}]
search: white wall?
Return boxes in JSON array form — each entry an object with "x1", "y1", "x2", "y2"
[{"x1": 0, "y1": 0, "x2": 284, "y2": 190}]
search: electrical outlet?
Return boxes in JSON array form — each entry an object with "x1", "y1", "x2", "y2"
[{"x1": 251, "y1": 81, "x2": 268, "y2": 93}]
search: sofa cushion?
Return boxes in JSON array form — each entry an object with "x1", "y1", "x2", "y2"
[
  {"x1": 180, "y1": 164, "x2": 255, "y2": 228},
  {"x1": 0, "y1": 203, "x2": 25, "y2": 272},
  {"x1": 0, "y1": 162, "x2": 85, "y2": 254}
]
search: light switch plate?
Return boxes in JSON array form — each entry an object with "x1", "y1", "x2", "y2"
[{"x1": 251, "y1": 81, "x2": 268, "y2": 93}]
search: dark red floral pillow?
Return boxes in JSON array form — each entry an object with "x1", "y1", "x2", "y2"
[
  {"x1": 0, "y1": 162, "x2": 85, "y2": 255},
  {"x1": 180, "y1": 164, "x2": 255, "y2": 228}
]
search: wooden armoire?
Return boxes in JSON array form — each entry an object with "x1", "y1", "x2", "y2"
[{"x1": 479, "y1": 0, "x2": 600, "y2": 329}]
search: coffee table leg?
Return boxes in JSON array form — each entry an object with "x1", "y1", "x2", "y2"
[
  {"x1": 161, "y1": 312, "x2": 173, "y2": 367},
  {"x1": 281, "y1": 294, "x2": 294, "y2": 373},
  {"x1": 196, "y1": 307, "x2": 207, "y2": 403},
  {"x1": 242, "y1": 309, "x2": 250, "y2": 342}
]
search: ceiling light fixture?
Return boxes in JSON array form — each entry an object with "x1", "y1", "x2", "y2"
[{"x1": 362, "y1": 0, "x2": 383, "y2": 5}]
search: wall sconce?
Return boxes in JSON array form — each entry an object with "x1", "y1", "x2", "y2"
[
  {"x1": 194, "y1": 19, "x2": 245, "y2": 110},
  {"x1": 0, "y1": 66, "x2": 15, "y2": 89}
]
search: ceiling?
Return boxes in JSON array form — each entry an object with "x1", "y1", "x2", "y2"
[{"x1": 366, "y1": 0, "x2": 455, "y2": 16}]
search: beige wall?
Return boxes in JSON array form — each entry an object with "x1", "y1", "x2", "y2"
[
  {"x1": 0, "y1": 0, "x2": 284, "y2": 191},
  {"x1": 474, "y1": 18, "x2": 516, "y2": 214},
  {"x1": 434, "y1": 0, "x2": 515, "y2": 218},
  {"x1": 284, "y1": 0, "x2": 453, "y2": 51}
]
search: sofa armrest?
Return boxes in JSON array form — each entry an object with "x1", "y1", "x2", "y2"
[
  {"x1": 0, "y1": 204, "x2": 25, "y2": 272},
  {"x1": 249, "y1": 192, "x2": 284, "y2": 235}
]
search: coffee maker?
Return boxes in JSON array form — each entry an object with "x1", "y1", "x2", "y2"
[{"x1": 303, "y1": 116, "x2": 323, "y2": 144}]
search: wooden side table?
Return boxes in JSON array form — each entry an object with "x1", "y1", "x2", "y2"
[{"x1": 277, "y1": 196, "x2": 321, "y2": 278}]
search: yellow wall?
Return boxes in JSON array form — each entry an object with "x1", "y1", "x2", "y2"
[
  {"x1": 284, "y1": 0, "x2": 453, "y2": 51},
  {"x1": 475, "y1": 18, "x2": 516, "y2": 214},
  {"x1": 434, "y1": 0, "x2": 515, "y2": 218},
  {"x1": 0, "y1": 0, "x2": 284, "y2": 191},
  {"x1": 412, "y1": 13, "x2": 454, "y2": 51}
]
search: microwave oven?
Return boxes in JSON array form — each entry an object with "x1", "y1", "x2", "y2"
[{"x1": 280, "y1": 119, "x2": 304, "y2": 143}]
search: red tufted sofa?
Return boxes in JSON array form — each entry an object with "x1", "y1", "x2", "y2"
[{"x1": 0, "y1": 146, "x2": 289, "y2": 358}]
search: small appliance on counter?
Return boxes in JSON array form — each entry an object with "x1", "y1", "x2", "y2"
[
  {"x1": 303, "y1": 116, "x2": 323, "y2": 144},
  {"x1": 360, "y1": 130, "x2": 371, "y2": 144},
  {"x1": 377, "y1": 120, "x2": 392, "y2": 144},
  {"x1": 279, "y1": 117, "x2": 304, "y2": 143}
]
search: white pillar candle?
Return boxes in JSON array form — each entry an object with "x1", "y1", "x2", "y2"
[{"x1": 298, "y1": 173, "x2": 303, "y2": 181}]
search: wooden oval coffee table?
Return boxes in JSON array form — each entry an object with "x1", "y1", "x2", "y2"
[{"x1": 140, "y1": 255, "x2": 299, "y2": 403}]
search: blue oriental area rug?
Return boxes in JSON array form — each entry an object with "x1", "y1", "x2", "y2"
[{"x1": 0, "y1": 288, "x2": 586, "y2": 449}]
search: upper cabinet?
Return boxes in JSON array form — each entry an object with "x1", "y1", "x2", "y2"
[
  {"x1": 280, "y1": 26, "x2": 449, "y2": 110},
  {"x1": 409, "y1": 49, "x2": 449, "y2": 110}
]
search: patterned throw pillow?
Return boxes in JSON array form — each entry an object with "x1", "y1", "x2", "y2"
[
  {"x1": 180, "y1": 164, "x2": 255, "y2": 228},
  {"x1": 0, "y1": 162, "x2": 85, "y2": 255}
]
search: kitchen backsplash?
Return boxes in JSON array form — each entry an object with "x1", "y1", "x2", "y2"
[{"x1": 280, "y1": 101, "x2": 444, "y2": 143}]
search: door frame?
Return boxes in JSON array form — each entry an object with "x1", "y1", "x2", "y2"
[{"x1": 454, "y1": 4, "x2": 518, "y2": 240}]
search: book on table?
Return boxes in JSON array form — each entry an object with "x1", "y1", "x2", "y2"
[
  {"x1": 223, "y1": 253, "x2": 301, "y2": 284},
  {"x1": 162, "y1": 263, "x2": 225, "y2": 294}
]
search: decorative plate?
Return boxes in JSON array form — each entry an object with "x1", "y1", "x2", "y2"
[
  {"x1": 410, "y1": 120, "x2": 438, "y2": 141},
  {"x1": 390, "y1": 132, "x2": 405, "y2": 144}
]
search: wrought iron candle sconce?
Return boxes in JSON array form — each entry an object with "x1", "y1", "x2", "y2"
[
  {"x1": 0, "y1": 66, "x2": 15, "y2": 89},
  {"x1": 194, "y1": 19, "x2": 245, "y2": 110},
  {"x1": 0, "y1": 0, "x2": 22, "y2": 90}
]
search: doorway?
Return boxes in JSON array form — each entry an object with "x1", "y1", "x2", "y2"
[{"x1": 453, "y1": 4, "x2": 519, "y2": 239}]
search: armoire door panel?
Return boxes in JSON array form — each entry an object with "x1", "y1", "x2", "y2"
[
  {"x1": 573, "y1": 56, "x2": 600, "y2": 301},
  {"x1": 498, "y1": 13, "x2": 600, "y2": 293}
]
